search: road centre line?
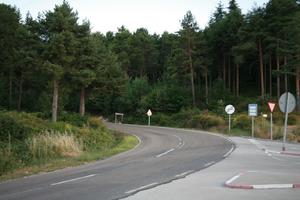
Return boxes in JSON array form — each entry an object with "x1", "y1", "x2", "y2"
[
  {"x1": 204, "y1": 161, "x2": 215, "y2": 167},
  {"x1": 51, "y1": 174, "x2": 96, "y2": 186},
  {"x1": 175, "y1": 170, "x2": 195, "y2": 178},
  {"x1": 125, "y1": 182, "x2": 158, "y2": 194},
  {"x1": 156, "y1": 148, "x2": 175, "y2": 158}
]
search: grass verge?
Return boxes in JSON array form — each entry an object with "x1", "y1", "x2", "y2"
[{"x1": 0, "y1": 134, "x2": 138, "y2": 182}]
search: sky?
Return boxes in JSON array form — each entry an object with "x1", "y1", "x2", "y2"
[{"x1": 1, "y1": 0, "x2": 269, "y2": 34}]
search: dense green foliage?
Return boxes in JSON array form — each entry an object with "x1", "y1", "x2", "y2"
[
  {"x1": 1, "y1": 0, "x2": 300, "y2": 120},
  {"x1": 0, "y1": 111, "x2": 123, "y2": 175},
  {"x1": 0, "y1": 0, "x2": 300, "y2": 122}
]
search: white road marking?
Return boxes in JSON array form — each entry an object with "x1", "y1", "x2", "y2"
[
  {"x1": 204, "y1": 161, "x2": 215, "y2": 167},
  {"x1": 253, "y1": 184, "x2": 293, "y2": 189},
  {"x1": 175, "y1": 170, "x2": 194, "y2": 178},
  {"x1": 125, "y1": 182, "x2": 158, "y2": 194},
  {"x1": 225, "y1": 173, "x2": 243, "y2": 185},
  {"x1": 223, "y1": 145, "x2": 234, "y2": 158},
  {"x1": 156, "y1": 148, "x2": 175, "y2": 158},
  {"x1": 51, "y1": 174, "x2": 96, "y2": 186}
]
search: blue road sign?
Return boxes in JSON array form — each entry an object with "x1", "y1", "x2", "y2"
[{"x1": 248, "y1": 104, "x2": 258, "y2": 117}]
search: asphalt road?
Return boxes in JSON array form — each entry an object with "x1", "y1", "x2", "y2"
[{"x1": 0, "y1": 123, "x2": 233, "y2": 200}]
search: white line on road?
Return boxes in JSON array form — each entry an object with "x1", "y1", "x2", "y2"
[
  {"x1": 253, "y1": 184, "x2": 294, "y2": 189},
  {"x1": 156, "y1": 148, "x2": 175, "y2": 158},
  {"x1": 225, "y1": 173, "x2": 243, "y2": 185},
  {"x1": 175, "y1": 170, "x2": 195, "y2": 178},
  {"x1": 125, "y1": 182, "x2": 158, "y2": 194},
  {"x1": 51, "y1": 174, "x2": 96, "y2": 186},
  {"x1": 223, "y1": 145, "x2": 234, "y2": 158},
  {"x1": 204, "y1": 161, "x2": 215, "y2": 168}
]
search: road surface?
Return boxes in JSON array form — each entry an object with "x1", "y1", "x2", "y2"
[{"x1": 0, "y1": 123, "x2": 233, "y2": 200}]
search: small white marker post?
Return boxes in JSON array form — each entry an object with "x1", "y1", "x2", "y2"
[
  {"x1": 267, "y1": 102, "x2": 276, "y2": 140},
  {"x1": 147, "y1": 109, "x2": 152, "y2": 126},
  {"x1": 225, "y1": 105, "x2": 235, "y2": 134}
]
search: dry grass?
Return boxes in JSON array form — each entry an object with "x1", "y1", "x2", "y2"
[{"x1": 27, "y1": 131, "x2": 82, "y2": 159}]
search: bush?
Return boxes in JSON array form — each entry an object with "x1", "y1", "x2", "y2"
[
  {"x1": 151, "y1": 113, "x2": 175, "y2": 127},
  {"x1": 59, "y1": 112, "x2": 88, "y2": 127},
  {"x1": 0, "y1": 111, "x2": 47, "y2": 141},
  {"x1": 87, "y1": 117, "x2": 104, "y2": 129},
  {"x1": 233, "y1": 114, "x2": 251, "y2": 130},
  {"x1": 185, "y1": 113, "x2": 225, "y2": 130},
  {"x1": 83, "y1": 129, "x2": 116, "y2": 151}
]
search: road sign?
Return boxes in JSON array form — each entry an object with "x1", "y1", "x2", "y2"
[
  {"x1": 225, "y1": 105, "x2": 235, "y2": 115},
  {"x1": 248, "y1": 104, "x2": 257, "y2": 117},
  {"x1": 279, "y1": 92, "x2": 296, "y2": 114},
  {"x1": 147, "y1": 109, "x2": 152, "y2": 117},
  {"x1": 267, "y1": 102, "x2": 276, "y2": 113},
  {"x1": 147, "y1": 109, "x2": 152, "y2": 126},
  {"x1": 225, "y1": 105, "x2": 235, "y2": 134}
]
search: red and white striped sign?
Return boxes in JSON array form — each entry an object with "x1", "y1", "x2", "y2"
[{"x1": 268, "y1": 102, "x2": 276, "y2": 113}]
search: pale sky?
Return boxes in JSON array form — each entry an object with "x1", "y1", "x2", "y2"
[{"x1": 1, "y1": 0, "x2": 269, "y2": 34}]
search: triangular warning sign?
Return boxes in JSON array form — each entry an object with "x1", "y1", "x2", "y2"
[{"x1": 268, "y1": 102, "x2": 276, "y2": 113}]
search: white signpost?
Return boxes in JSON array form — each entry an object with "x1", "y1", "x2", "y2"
[
  {"x1": 267, "y1": 102, "x2": 276, "y2": 140},
  {"x1": 225, "y1": 105, "x2": 235, "y2": 133},
  {"x1": 279, "y1": 92, "x2": 296, "y2": 151},
  {"x1": 248, "y1": 104, "x2": 258, "y2": 138},
  {"x1": 147, "y1": 109, "x2": 152, "y2": 126}
]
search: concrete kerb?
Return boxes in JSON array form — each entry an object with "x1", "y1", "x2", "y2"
[
  {"x1": 248, "y1": 138, "x2": 300, "y2": 157},
  {"x1": 224, "y1": 172, "x2": 300, "y2": 190}
]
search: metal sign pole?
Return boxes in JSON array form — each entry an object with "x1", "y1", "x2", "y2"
[
  {"x1": 228, "y1": 114, "x2": 231, "y2": 134},
  {"x1": 270, "y1": 113, "x2": 273, "y2": 140},
  {"x1": 148, "y1": 116, "x2": 151, "y2": 126},
  {"x1": 282, "y1": 94, "x2": 289, "y2": 151},
  {"x1": 252, "y1": 116, "x2": 254, "y2": 138}
]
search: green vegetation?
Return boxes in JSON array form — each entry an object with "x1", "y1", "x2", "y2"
[
  {"x1": 1, "y1": 0, "x2": 300, "y2": 179},
  {"x1": 0, "y1": 111, "x2": 138, "y2": 181}
]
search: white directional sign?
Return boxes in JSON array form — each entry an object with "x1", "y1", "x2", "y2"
[
  {"x1": 147, "y1": 109, "x2": 152, "y2": 116},
  {"x1": 225, "y1": 105, "x2": 235, "y2": 115},
  {"x1": 279, "y1": 92, "x2": 296, "y2": 114},
  {"x1": 248, "y1": 104, "x2": 258, "y2": 117}
]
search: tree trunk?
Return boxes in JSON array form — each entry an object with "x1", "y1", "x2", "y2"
[
  {"x1": 296, "y1": 67, "x2": 300, "y2": 112},
  {"x1": 228, "y1": 55, "x2": 231, "y2": 91},
  {"x1": 9, "y1": 70, "x2": 13, "y2": 109},
  {"x1": 17, "y1": 73, "x2": 23, "y2": 111},
  {"x1": 236, "y1": 64, "x2": 239, "y2": 96},
  {"x1": 79, "y1": 87, "x2": 85, "y2": 116},
  {"x1": 188, "y1": 34, "x2": 196, "y2": 107},
  {"x1": 269, "y1": 56, "x2": 272, "y2": 97},
  {"x1": 258, "y1": 39, "x2": 264, "y2": 97},
  {"x1": 276, "y1": 55, "x2": 280, "y2": 99},
  {"x1": 52, "y1": 79, "x2": 59, "y2": 122},
  {"x1": 223, "y1": 54, "x2": 226, "y2": 87},
  {"x1": 205, "y1": 68, "x2": 208, "y2": 104},
  {"x1": 284, "y1": 56, "x2": 288, "y2": 92}
]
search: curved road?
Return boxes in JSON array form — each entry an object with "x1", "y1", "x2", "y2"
[{"x1": 0, "y1": 123, "x2": 233, "y2": 200}]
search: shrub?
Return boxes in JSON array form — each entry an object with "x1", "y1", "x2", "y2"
[
  {"x1": 0, "y1": 111, "x2": 46, "y2": 141},
  {"x1": 87, "y1": 117, "x2": 104, "y2": 129},
  {"x1": 233, "y1": 114, "x2": 251, "y2": 130},
  {"x1": 185, "y1": 113, "x2": 225, "y2": 130},
  {"x1": 83, "y1": 129, "x2": 115, "y2": 151},
  {"x1": 151, "y1": 113, "x2": 175, "y2": 127},
  {"x1": 59, "y1": 112, "x2": 88, "y2": 127}
]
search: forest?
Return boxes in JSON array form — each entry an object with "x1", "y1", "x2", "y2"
[{"x1": 1, "y1": 0, "x2": 300, "y2": 122}]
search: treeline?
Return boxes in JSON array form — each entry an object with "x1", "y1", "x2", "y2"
[{"x1": 0, "y1": 0, "x2": 300, "y2": 121}]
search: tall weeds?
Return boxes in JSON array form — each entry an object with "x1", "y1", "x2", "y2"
[{"x1": 26, "y1": 131, "x2": 82, "y2": 160}]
